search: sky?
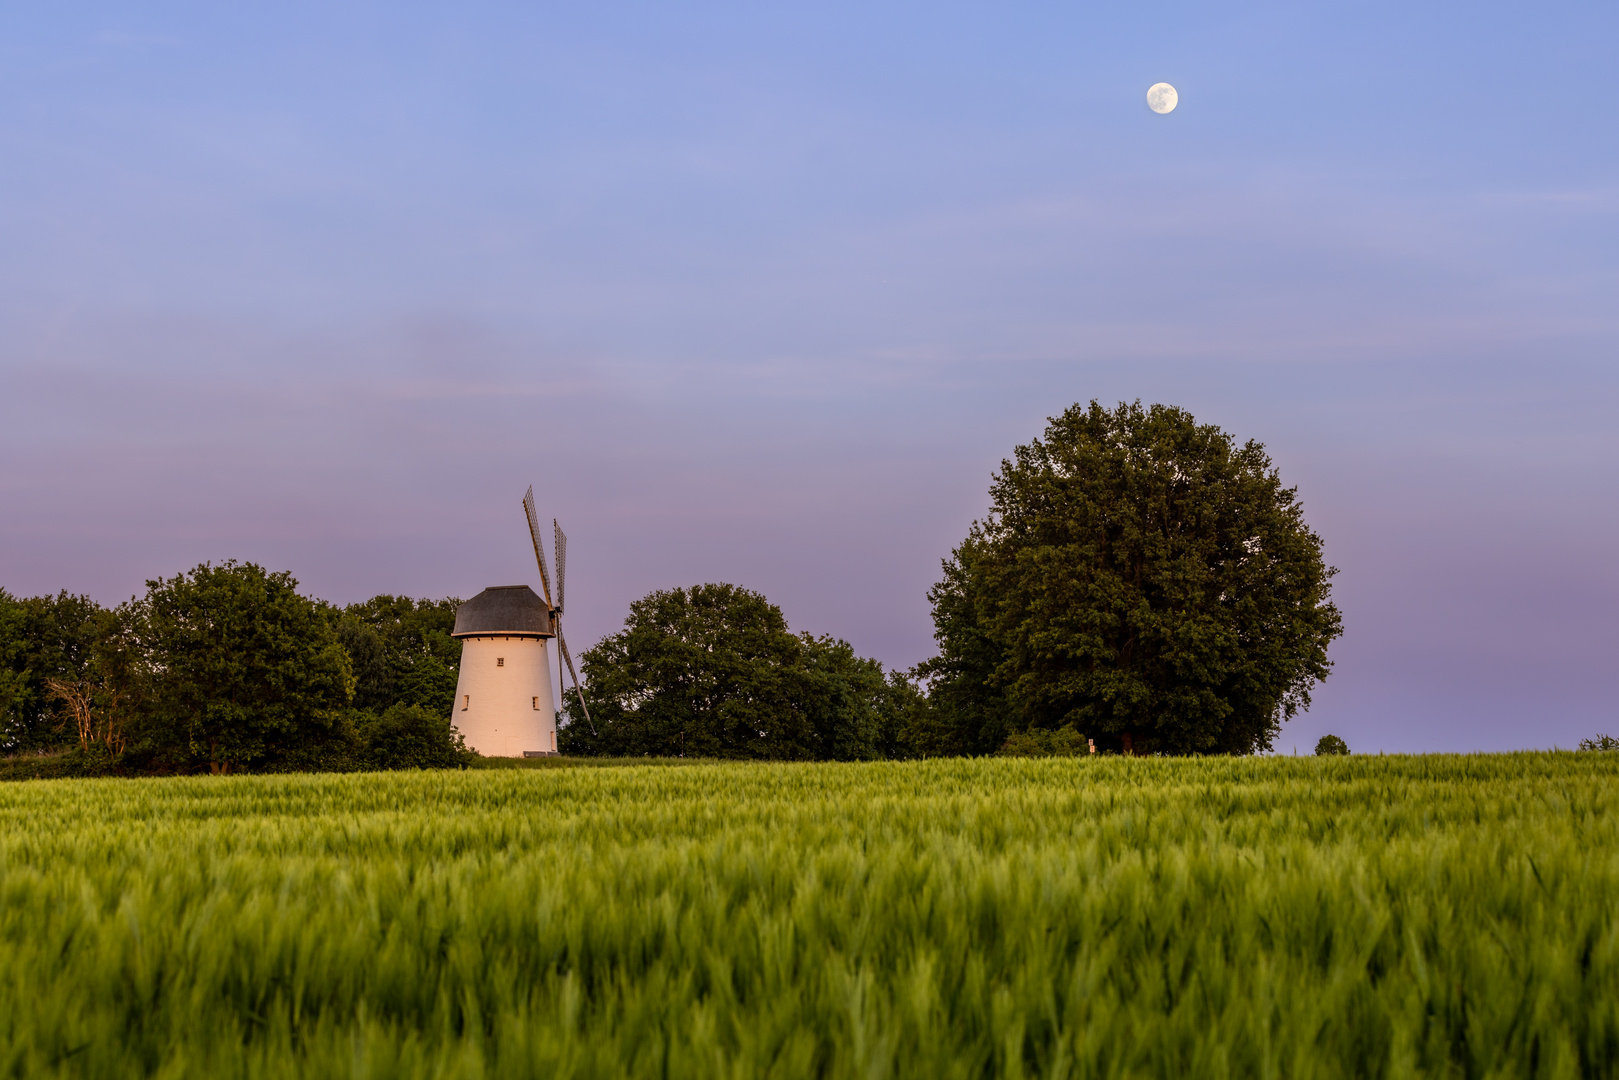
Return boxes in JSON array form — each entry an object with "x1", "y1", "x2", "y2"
[{"x1": 2, "y1": 1, "x2": 1616, "y2": 753}]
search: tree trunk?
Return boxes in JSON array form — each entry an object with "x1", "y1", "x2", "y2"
[
  {"x1": 1121, "y1": 730, "x2": 1135, "y2": 757},
  {"x1": 45, "y1": 679, "x2": 95, "y2": 750}
]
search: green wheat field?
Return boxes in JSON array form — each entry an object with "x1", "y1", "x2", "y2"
[{"x1": 3, "y1": 755, "x2": 1617, "y2": 1079}]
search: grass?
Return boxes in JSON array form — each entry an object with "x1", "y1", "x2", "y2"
[
  {"x1": 465, "y1": 753, "x2": 714, "y2": 770},
  {"x1": 1, "y1": 754, "x2": 1616, "y2": 1078}
]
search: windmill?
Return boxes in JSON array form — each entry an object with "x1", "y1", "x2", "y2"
[
  {"x1": 447, "y1": 487, "x2": 592, "y2": 757},
  {"x1": 523, "y1": 486, "x2": 595, "y2": 735}
]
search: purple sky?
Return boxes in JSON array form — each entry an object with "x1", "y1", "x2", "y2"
[{"x1": 3, "y1": 1, "x2": 1616, "y2": 752}]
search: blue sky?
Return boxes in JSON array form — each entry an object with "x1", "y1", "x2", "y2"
[{"x1": 2, "y1": 1, "x2": 1615, "y2": 751}]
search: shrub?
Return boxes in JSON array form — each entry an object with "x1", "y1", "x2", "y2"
[
  {"x1": 998, "y1": 724, "x2": 1090, "y2": 757},
  {"x1": 358, "y1": 704, "x2": 473, "y2": 770},
  {"x1": 0, "y1": 746, "x2": 119, "y2": 782}
]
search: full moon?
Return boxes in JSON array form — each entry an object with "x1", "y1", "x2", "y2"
[{"x1": 1147, "y1": 82, "x2": 1178, "y2": 114}]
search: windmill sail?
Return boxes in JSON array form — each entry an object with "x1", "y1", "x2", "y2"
[
  {"x1": 523, "y1": 486, "x2": 555, "y2": 608},
  {"x1": 553, "y1": 520, "x2": 567, "y2": 616},
  {"x1": 556, "y1": 625, "x2": 595, "y2": 734},
  {"x1": 523, "y1": 488, "x2": 592, "y2": 737}
]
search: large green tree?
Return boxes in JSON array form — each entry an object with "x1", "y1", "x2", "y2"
[
  {"x1": 922, "y1": 400, "x2": 1342, "y2": 756},
  {"x1": 137, "y1": 562, "x2": 355, "y2": 773},
  {"x1": 561, "y1": 583, "x2": 905, "y2": 760}
]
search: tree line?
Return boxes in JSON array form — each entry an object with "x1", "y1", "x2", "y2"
[
  {"x1": 3, "y1": 400, "x2": 1347, "y2": 773},
  {"x1": 1, "y1": 565, "x2": 469, "y2": 774},
  {"x1": 0, "y1": 569, "x2": 935, "y2": 771}
]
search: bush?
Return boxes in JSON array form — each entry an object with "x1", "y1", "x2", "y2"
[
  {"x1": 0, "y1": 747, "x2": 120, "y2": 782},
  {"x1": 358, "y1": 704, "x2": 473, "y2": 770},
  {"x1": 1578, "y1": 734, "x2": 1619, "y2": 752},
  {"x1": 998, "y1": 724, "x2": 1091, "y2": 757},
  {"x1": 1315, "y1": 734, "x2": 1349, "y2": 756}
]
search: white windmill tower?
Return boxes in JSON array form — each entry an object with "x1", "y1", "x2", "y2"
[{"x1": 449, "y1": 487, "x2": 594, "y2": 757}]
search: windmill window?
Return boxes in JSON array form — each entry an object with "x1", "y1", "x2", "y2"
[
  {"x1": 497, "y1": 657, "x2": 505, "y2": 667},
  {"x1": 532, "y1": 697, "x2": 539, "y2": 710},
  {"x1": 462, "y1": 695, "x2": 469, "y2": 711}
]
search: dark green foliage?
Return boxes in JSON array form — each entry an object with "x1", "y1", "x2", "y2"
[
  {"x1": 0, "y1": 746, "x2": 121, "y2": 782},
  {"x1": 328, "y1": 596, "x2": 467, "y2": 771},
  {"x1": 796, "y1": 634, "x2": 890, "y2": 761},
  {"x1": 356, "y1": 703, "x2": 473, "y2": 770},
  {"x1": 561, "y1": 584, "x2": 909, "y2": 760},
  {"x1": 562, "y1": 584, "x2": 804, "y2": 758},
  {"x1": 1577, "y1": 733, "x2": 1619, "y2": 751},
  {"x1": 1315, "y1": 733, "x2": 1350, "y2": 755},
  {"x1": 924, "y1": 400, "x2": 1342, "y2": 756},
  {"x1": 335, "y1": 596, "x2": 461, "y2": 714},
  {"x1": 0, "y1": 592, "x2": 23, "y2": 748},
  {"x1": 136, "y1": 562, "x2": 355, "y2": 774},
  {"x1": 914, "y1": 533, "x2": 1015, "y2": 756},
  {"x1": 0, "y1": 589, "x2": 104, "y2": 754},
  {"x1": 871, "y1": 669, "x2": 939, "y2": 759},
  {"x1": 998, "y1": 723, "x2": 1090, "y2": 757}
]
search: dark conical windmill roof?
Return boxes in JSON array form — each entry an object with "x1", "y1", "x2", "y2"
[{"x1": 452, "y1": 585, "x2": 554, "y2": 638}]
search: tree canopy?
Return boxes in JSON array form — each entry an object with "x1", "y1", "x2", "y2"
[
  {"x1": 921, "y1": 400, "x2": 1342, "y2": 756},
  {"x1": 138, "y1": 562, "x2": 356, "y2": 773},
  {"x1": 334, "y1": 595, "x2": 462, "y2": 715},
  {"x1": 561, "y1": 583, "x2": 916, "y2": 760},
  {"x1": 0, "y1": 589, "x2": 104, "y2": 754}
]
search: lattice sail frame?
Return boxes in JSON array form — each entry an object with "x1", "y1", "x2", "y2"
[
  {"x1": 553, "y1": 520, "x2": 567, "y2": 616},
  {"x1": 555, "y1": 624, "x2": 594, "y2": 734},
  {"x1": 522, "y1": 486, "x2": 554, "y2": 608}
]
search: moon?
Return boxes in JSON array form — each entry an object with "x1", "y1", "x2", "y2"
[{"x1": 1146, "y1": 82, "x2": 1178, "y2": 114}]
